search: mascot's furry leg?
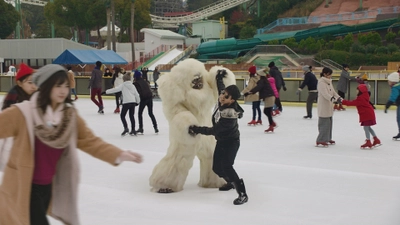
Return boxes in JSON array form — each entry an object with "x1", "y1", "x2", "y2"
[
  {"x1": 150, "y1": 111, "x2": 199, "y2": 193},
  {"x1": 149, "y1": 111, "x2": 225, "y2": 193}
]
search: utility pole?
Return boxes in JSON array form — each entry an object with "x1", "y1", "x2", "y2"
[
  {"x1": 15, "y1": 0, "x2": 21, "y2": 39},
  {"x1": 130, "y1": 0, "x2": 135, "y2": 67},
  {"x1": 50, "y1": 0, "x2": 54, "y2": 38},
  {"x1": 359, "y1": 0, "x2": 363, "y2": 10},
  {"x1": 105, "y1": 0, "x2": 111, "y2": 50},
  {"x1": 111, "y1": 0, "x2": 116, "y2": 52}
]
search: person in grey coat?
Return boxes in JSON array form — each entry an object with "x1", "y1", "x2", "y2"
[
  {"x1": 316, "y1": 67, "x2": 341, "y2": 147},
  {"x1": 336, "y1": 64, "x2": 356, "y2": 110}
]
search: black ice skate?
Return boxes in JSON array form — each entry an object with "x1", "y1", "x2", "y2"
[
  {"x1": 154, "y1": 127, "x2": 159, "y2": 134},
  {"x1": 98, "y1": 106, "x2": 104, "y2": 114},
  {"x1": 129, "y1": 130, "x2": 137, "y2": 136},
  {"x1": 121, "y1": 128, "x2": 129, "y2": 136},
  {"x1": 233, "y1": 179, "x2": 248, "y2": 205},
  {"x1": 393, "y1": 134, "x2": 400, "y2": 140},
  {"x1": 219, "y1": 182, "x2": 234, "y2": 191},
  {"x1": 303, "y1": 115, "x2": 312, "y2": 119},
  {"x1": 136, "y1": 128, "x2": 144, "y2": 135}
]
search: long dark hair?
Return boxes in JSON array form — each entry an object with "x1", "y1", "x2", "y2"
[
  {"x1": 320, "y1": 67, "x2": 333, "y2": 77},
  {"x1": 37, "y1": 71, "x2": 72, "y2": 113}
]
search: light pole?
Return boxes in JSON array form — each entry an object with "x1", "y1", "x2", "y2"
[
  {"x1": 359, "y1": 0, "x2": 363, "y2": 11},
  {"x1": 50, "y1": 0, "x2": 54, "y2": 38},
  {"x1": 130, "y1": 0, "x2": 135, "y2": 66}
]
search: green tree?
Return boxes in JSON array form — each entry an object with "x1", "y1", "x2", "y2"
[
  {"x1": 385, "y1": 31, "x2": 397, "y2": 43},
  {"x1": 351, "y1": 43, "x2": 365, "y2": 54},
  {"x1": 342, "y1": 33, "x2": 354, "y2": 51},
  {"x1": 239, "y1": 24, "x2": 256, "y2": 39},
  {"x1": 282, "y1": 37, "x2": 298, "y2": 50},
  {"x1": 387, "y1": 43, "x2": 399, "y2": 54},
  {"x1": 0, "y1": 1, "x2": 20, "y2": 39},
  {"x1": 187, "y1": 0, "x2": 214, "y2": 11},
  {"x1": 117, "y1": 0, "x2": 151, "y2": 42}
]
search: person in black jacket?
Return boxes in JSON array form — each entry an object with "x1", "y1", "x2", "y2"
[
  {"x1": 133, "y1": 70, "x2": 158, "y2": 134},
  {"x1": 188, "y1": 70, "x2": 247, "y2": 205},
  {"x1": 296, "y1": 65, "x2": 318, "y2": 119},
  {"x1": 268, "y1": 61, "x2": 286, "y2": 112},
  {"x1": 245, "y1": 69, "x2": 277, "y2": 133}
]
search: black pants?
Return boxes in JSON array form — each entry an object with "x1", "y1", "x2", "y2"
[
  {"x1": 30, "y1": 183, "x2": 52, "y2": 225},
  {"x1": 212, "y1": 139, "x2": 240, "y2": 183},
  {"x1": 115, "y1": 92, "x2": 122, "y2": 108},
  {"x1": 121, "y1": 103, "x2": 136, "y2": 130},
  {"x1": 275, "y1": 87, "x2": 282, "y2": 111},
  {"x1": 138, "y1": 98, "x2": 158, "y2": 129}
]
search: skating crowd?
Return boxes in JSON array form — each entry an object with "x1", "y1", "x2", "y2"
[{"x1": 0, "y1": 61, "x2": 399, "y2": 225}]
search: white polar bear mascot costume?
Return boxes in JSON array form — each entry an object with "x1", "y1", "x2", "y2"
[{"x1": 149, "y1": 58, "x2": 237, "y2": 193}]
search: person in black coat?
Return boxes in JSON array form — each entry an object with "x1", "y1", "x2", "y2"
[
  {"x1": 296, "y1": 65, "x2": 318, "y2": 119},
  {"x1": 188, "y1": 70, "x2": 247, "y2": 205},
  {"x1": 133, "y1": 70, "x2": 158, "y2": 134},
  {"x1": 268, "y1": 61, "x2": 286, "y2": 112},
  {"x1": 245, "y1": 69, "x2": 277, "y2": 133}
]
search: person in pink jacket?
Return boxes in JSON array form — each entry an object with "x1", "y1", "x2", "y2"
[
  {"x1": 0, "y1": 64, "x2": 143, "y2": 225},
  {"x1": 266, "y1": 68, "x2": 280, "y2": 116}
]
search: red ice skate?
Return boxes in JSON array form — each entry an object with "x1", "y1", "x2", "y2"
[
  {"x1": 360, "y1": 139, "x2": 372, "y2": 149},
  {"x1": 372, "y1": 137, "x2": 381, "y2": 148},
  {"x1": 247, "y1": 120, "x2": 257, "y2": 126},
  {"x1": 264, "y1": 126, "x2": 274, "y2": 133},
  {"x1": 256, "y1": 120, "x2": 262, "y2": 125}
]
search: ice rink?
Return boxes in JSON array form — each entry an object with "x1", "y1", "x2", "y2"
[{"x1": 1, "y1": 96, "x2": 400, "y2": 225}]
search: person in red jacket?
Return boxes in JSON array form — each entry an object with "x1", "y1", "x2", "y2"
[{"x1": 340, "y1": 84, "x2": 381, "y2": 149}]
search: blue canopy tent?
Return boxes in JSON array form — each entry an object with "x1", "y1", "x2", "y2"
[{"x1": 53, "y1": 49, "x2": 128, "y2": 65}]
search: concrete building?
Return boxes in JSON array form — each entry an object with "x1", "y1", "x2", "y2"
[
  {"x1": 140, "y1": 28, "x2": 186, "y2": 53},
  {"x1": 192, "y1": 20, "x2": 228, "y2": 41}
]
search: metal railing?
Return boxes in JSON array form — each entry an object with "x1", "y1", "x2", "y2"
[
  {"x1": 257, "y1": 6, "x2": 399, "y2": 34},
  {"x1": 241, "y1": 45, "x2": 302, "y2": 63}
]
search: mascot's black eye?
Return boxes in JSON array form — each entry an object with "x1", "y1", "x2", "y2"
[{"x1": 191, "y1": 74, "x2": 203, "y2": 90}]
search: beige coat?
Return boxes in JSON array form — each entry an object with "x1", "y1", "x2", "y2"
[
  {"x1": 68, "y1": 70, "x2": 76, "y2": 88},
  {"x1": 242, "y1": 76, "x2": 260, "y2": 102},
  {"x1": 317, "y1": 77, "x2": 340, "y2": 118},
  {"x1": 0, "y1": 101, "x2": 123, "y2": 225}
]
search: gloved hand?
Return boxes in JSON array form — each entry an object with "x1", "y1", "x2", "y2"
[
  {"x1": 118, "y1": 151, "x2": 143, "y2": 163},
  {"x1": 243, "y1": 92, "x2": 250, "y2": 97},
  {"x1": 283, "y1": 86, "x2": 287, "y2": 91},
  {"x1": 188, "y1": 125, "x2": 199, "y2": 136},
  {"x1": 101, "y1": 91, "x2": 106, "y2": 95},
  {"x1": 385, "y1": 101, "x2": 393, "y2": 113},
  {"x1": 296, "y1": 88, "x2": 301, "y2": 95},
  {"x1": 216, "y1": 69, "x2": 227, "y2": 80},
  {"x1": 134, "y1": 103, "x2": 139, "y2": 106},
  {"x1": 336, "y1": 98, "x2": 342, "y2": 104}
]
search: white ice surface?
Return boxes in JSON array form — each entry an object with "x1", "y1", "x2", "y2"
[{"x1": 1, "y1": 96, "x2": 400, "y2": 225}]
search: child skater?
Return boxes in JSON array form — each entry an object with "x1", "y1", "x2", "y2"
[
  {"x1": 2, "y1": 63, "x2": 37, "y2": 110},
  {"x1": 340, "y1": 84, "x2": 381, "y2": 149},
  {"x1": 188, "y1": 70, "x2": 247, "y2": 205},
  {"x1": 105, "y1": 73, "x2": 140, "y2": 136},
  {"x1": 241, "y1": 65, "x2": 261, "y2": 125},
  {"x1": 0, "y1": 64, "x2": 142, "y2": 225},
  {"x1": 0, "y1": 63, "x2": 37, "y2": 171},
  {"x1": 244, "y1": 69, "x2": 276, "y2": 133}
]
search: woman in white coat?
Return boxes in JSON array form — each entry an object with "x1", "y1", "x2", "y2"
[{"x1": 316, "y1": 67, "x2": 341, "y2": 147}]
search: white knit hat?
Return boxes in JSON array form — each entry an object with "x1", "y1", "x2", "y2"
[
  {"x1": 32, "y1": 64, "x2": 67, "y2": 87},
  {"x1": 387, "y1": 72, "x2": 399, "y2": 83}
]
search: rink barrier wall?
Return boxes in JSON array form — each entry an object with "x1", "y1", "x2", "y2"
[{"x1": 0, "y1": 76, "x2": 392, "y2": 105}]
